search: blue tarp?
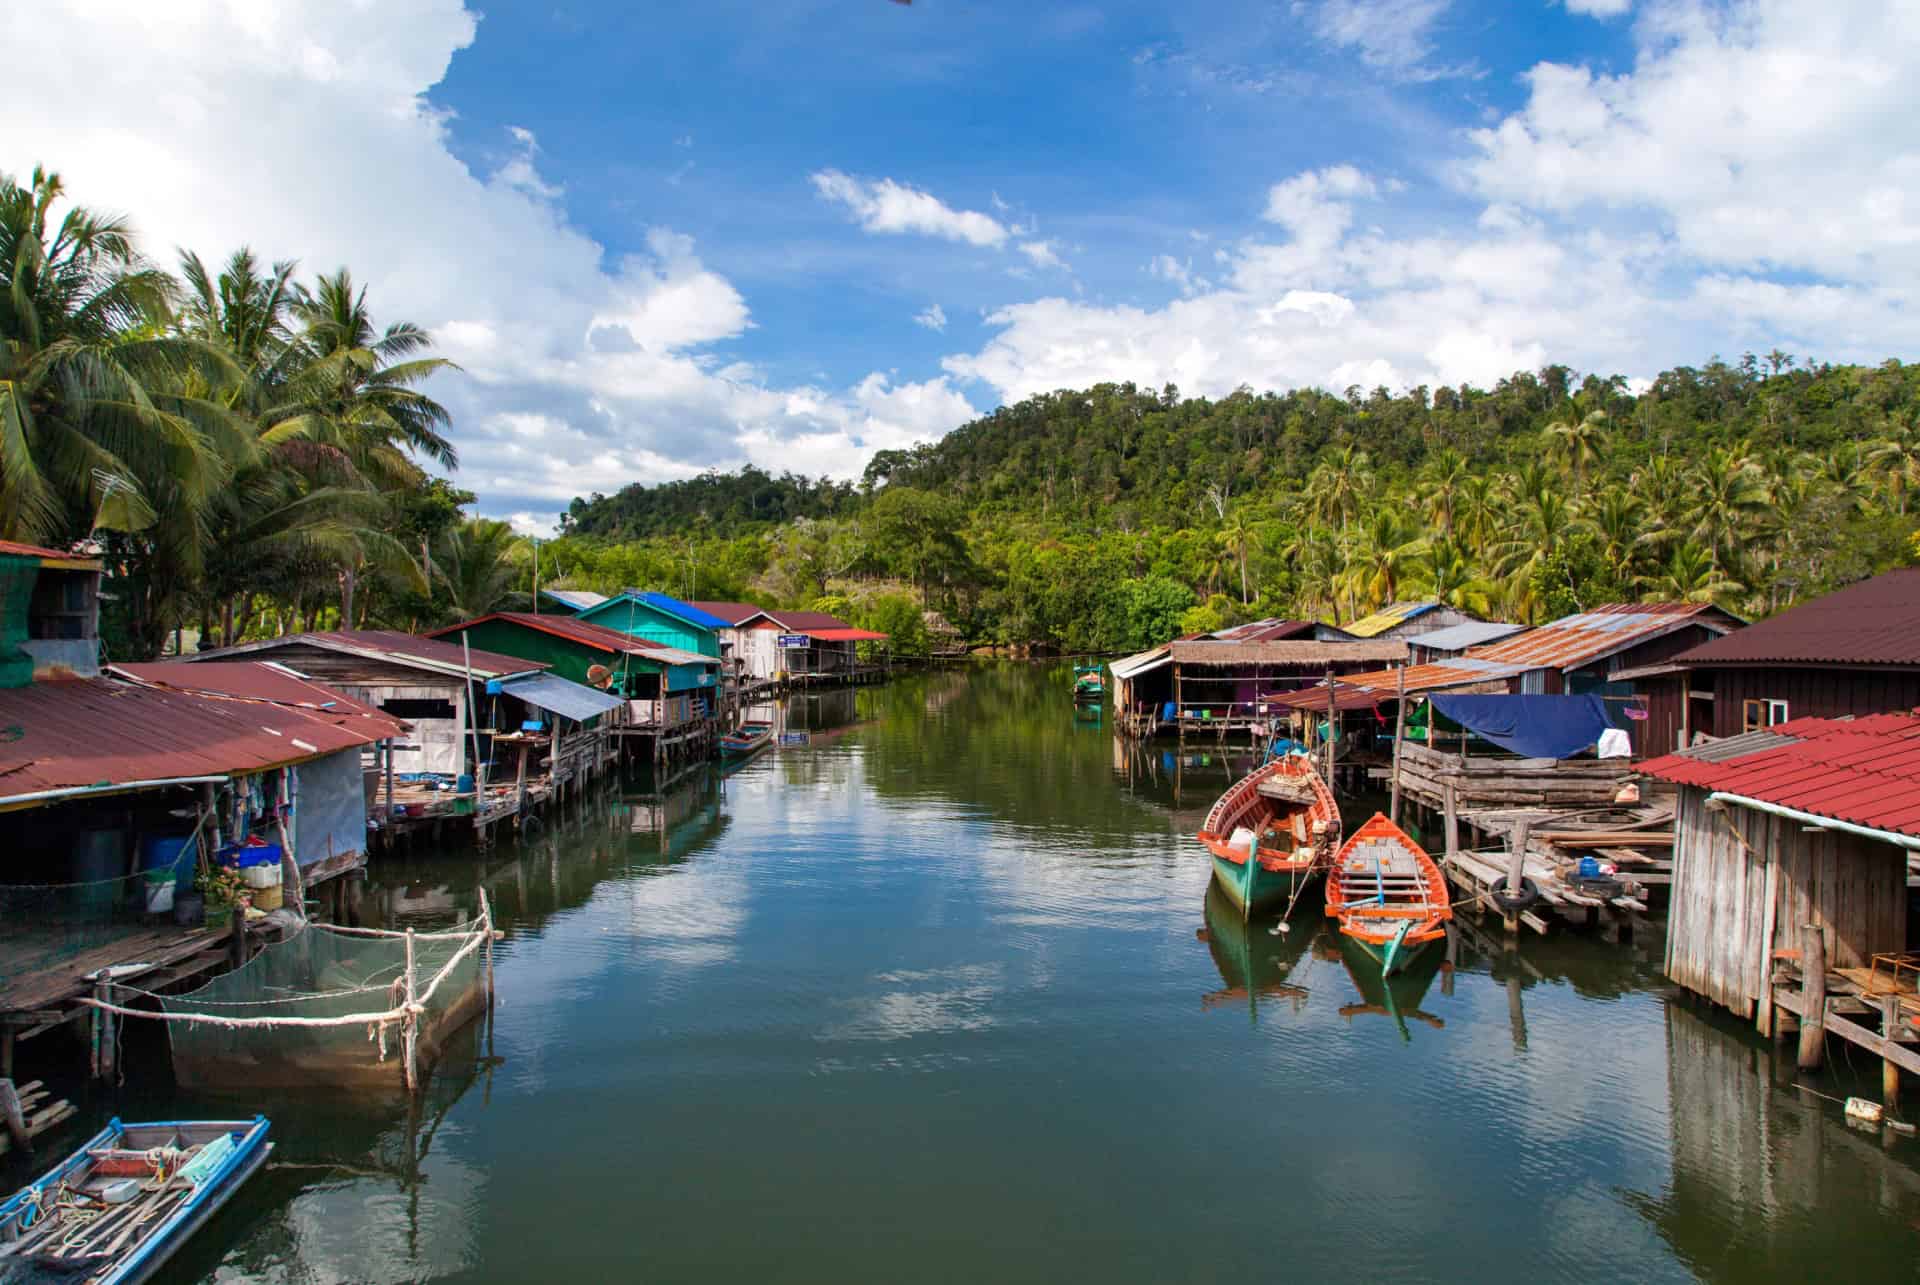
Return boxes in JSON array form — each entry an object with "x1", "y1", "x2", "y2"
[{"x1": 1427, "y1": 693, "x2": 1611, "y2": 759}]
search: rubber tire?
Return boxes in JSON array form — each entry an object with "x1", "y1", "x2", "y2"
[
  {"x1": 1570, "y1": 874, "x2": 1624, "y2": 899},
  {"x1": 1488, "y1": 876, "x2": 1541, "y2": 915}
]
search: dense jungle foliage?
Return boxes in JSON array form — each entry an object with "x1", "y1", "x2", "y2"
[{"x1": 6, "y1": 166, "x2": 1914, "y2": 661}]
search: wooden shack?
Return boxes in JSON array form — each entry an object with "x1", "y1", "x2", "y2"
[
  {"x1": 1641, "y1": 713, "x2": 1920, "y2": 1091},
  {"x1": 1623, "y1": 568, "x2": 1920, "y2": 751}
]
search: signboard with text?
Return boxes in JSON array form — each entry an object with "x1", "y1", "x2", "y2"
[{"x1": 778, "y1": 634, "x2": 810, "y2": 649}]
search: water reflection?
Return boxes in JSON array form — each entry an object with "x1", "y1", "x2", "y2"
[
  {"x1": 1197, "y1": 883, "x2": 1314, "y2": 1022},
  {"x1": 1328, "y1": 934, "x2": 1447, "y2": 1041}
]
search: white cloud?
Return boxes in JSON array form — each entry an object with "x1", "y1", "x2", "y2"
[
  {"x1": 1296, "y1": 0, "x2": 1468, "y2": 79},
  {"x1": 809, "y1": 169, "x2": 1009, "y2": 247},
  {"x1": 1564, "y1": 0, "x2": 1631, "y2": 14},
  {"x1": 914, "y1": 303, "x2": 948, "y2": 332},
  {"x1": 5, "y1": 1, "x2": 980, "y2": 534},
  {"x1": 1264, "y1": 165, "x2": 1379, "y2": 248},
  {"x1": 1465, "y1": 0, "x2": 1920, "y2": 281},
  {"x1": 1017, "y1": 239, "x2": 1069, "y2": 270}
]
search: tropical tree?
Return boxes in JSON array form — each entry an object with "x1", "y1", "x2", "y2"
[{"x1": 434, "y1": 519, "x2": 527, "y2": 620}]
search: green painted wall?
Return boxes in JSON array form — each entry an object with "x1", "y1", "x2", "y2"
[
  {"x1": 0, "y1": 555, "x2": 38, "y2": 689},
  {"x1": 449, "y1": 619, "x2": 665, "y2": 687},
  {"x1": 577, "y1": 596, "x2": 720, "y2": 658}
]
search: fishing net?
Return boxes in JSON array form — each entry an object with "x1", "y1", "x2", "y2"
[
  {"x1": 0, "y1": 869, "x2": 162, "y2": 990},
  {"x1": 160, "y1": 919, "x2": 487, "y2": 1092}
]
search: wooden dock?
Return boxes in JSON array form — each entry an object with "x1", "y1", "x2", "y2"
[{"x1": 1435, "y1": 801, "x2": 1671, "y2": 937}]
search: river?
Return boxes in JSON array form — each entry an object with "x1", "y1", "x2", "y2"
[{"x1": 29, "y1": 662, "x2": 1920, "y2": 1281}]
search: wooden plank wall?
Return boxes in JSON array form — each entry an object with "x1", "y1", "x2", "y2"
[
  {"x1": 1666, "y1": 786, "x2": 1907, "y2": 1022},
  {"x1": 1709, "y1": 667, "x2": 1920, "y2": 737}
]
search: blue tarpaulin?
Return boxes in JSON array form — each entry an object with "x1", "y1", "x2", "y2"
[{"x1": 1427, "y1": 693, "x2": 1612, "y2": 759}]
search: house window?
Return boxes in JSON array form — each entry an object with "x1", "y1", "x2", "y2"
[{"x1": 1742, "y1": 698, "x2": 1789, "y2": 732}]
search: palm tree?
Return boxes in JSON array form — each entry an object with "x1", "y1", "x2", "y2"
[
  {"x1": 1585, "y1": 486, "x2": 1650, "y2": 580},
  {"x1": 1455, "y1": 475, "x2": 1500, "y2": 557},
  {"x1": 1302, "y1": 445, "x2": 1372, "y2": 532},
  {"x1": 1419, "y1": 447, "x2": 1469, "y2": 537},
  {"x1": 1690, "y1": 444, "x2": 1765, "y2": 569},
  {"x1": 1545, "y1": 409, "x2": 1608, "y2": 486},
  {"x1": 1418, "y1": 535, "x2": 1494, "y2": 616},
  {"x1": 1217, "y1": 510, "x2": 1256, "y2": 604},
  {"x1": 435, "y1": 519, "x2": 528, "y2": 620},
  {"x1": 1872, "y1": 420, "x2": 1920, "y2": 515},
  {"x1": 0, "y1": 167, "x2": 243, "y2": 543},
  {"x1": 1342, "y1": 506, "x2": 1424, "y2": 612},
  {"x1": 1639, "y1": 541, "x2": 1743, "y2": 607}
]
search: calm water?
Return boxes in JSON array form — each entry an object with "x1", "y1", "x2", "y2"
[{"x1": 23, "y1": 663, "x2": 1920, "y2": 1281}]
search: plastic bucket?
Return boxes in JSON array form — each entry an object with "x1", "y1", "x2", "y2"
[
  {"x1": 251, "y1": 883, "x2": 284, "y2": 912},
  {"x1": 241, "y1": 862, "x2": 282, "y2": 889},
  {"x1": 138, "y1": 834, "x2": 197, "y2": 891},
  {"x1": 143, "y1": 875, "x2": 176, "y2": 915}
]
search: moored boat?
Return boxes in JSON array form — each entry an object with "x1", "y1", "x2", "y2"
[
  {"x1": 0, "y1": 1116, "x2": 272, "y2": 1283},
  {"x1": 1196, "y1": 753, "x2": 1340, "y2": 919},
  {"x1": 718, "y1": 720, "x2": 774, "y2": 760},
  {"x1": 1326, "y1": 813, "x2": 1451, "y2": 977},
  {"x1": 1071, "y1": 664, "x2": 1105, "y2": 704},
  {"x1": 1198, "y1": 882, "x2": 1316, "y2": 1022}
]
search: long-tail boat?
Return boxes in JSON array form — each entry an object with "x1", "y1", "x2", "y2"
[
  {"x1": 0, "y1": 1116, "x2": 272, "y2": 1283},
  {"x1": 1071, "y1": 664, "x2": 1105, "y2": 704},
  {"x1": 1326, "y1": 812, "x2": 1452, "y2": 977},
  {"x1": 1196, "y1": 753, "x2": 1340, "y2": 919},
  {"x1": 718, "y1": 720, "x2": 774, "y2": 761}
]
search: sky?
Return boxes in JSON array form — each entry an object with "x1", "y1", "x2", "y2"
[{"x1": 6, "y1": 0, "x2": 1918, "y2": 532}]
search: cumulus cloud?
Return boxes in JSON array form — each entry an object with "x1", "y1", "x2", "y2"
[
  {"x1": 4, "y1": 1, "x2": 979, "y2": 532},
  {"x1": 810, "y1": 169, "x2": 1009, "y2": 247},
  {"x1": 1563, "y1": 0, "x2": 1631, "y2": 14},
  {"x1": 914, "y1": 303, "x2": 948, "y2": 332}
]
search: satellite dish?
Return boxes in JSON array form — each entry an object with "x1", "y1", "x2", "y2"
[{"x1": 587, "y1": 664, "x2": 613, "y2": 689}]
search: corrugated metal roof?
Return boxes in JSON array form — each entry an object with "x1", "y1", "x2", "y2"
[
  {"x1": 1108, "y1": 646, "x2": 1171, "y2": 680},
  {"x1": 1265, "y1": 682, "x2": 1385, "y2": 712},
  {"x1": 188, "y1": 630, "x2": 545, "y2": 679},
  {"x1": 0, "y1": 677, "x2": 387, "y2": 806},
  {"x1": 1167, "y1": 639, "x2": 1408, "y2": 667},
  {"x1": 1410, "y1": 621, "x2": 1526, "y2": 654},
  {"x1": 625, "y1": 643, "x2": 716, "y2": 668},
  {"x1": 688, "y1": 601, "x2": 766, "y2": 626},
  {"x1": 426, "y1": 613, "x2": 662, "y2": 657},
  {"x1": 629, "y1": 591, "x2": 732, "y2": 630},
  {"x1": 753, "y1": 609, "x2": 854, "y2": 631},
  {"x1": 541, "y1": 588, "x2": 608, "y2": 611},
  {"x1": 499, "y1": 672, "x2": 627, "y2": 722},
  {"x1": 1208, "y1": 618, "x2": 1317, "y2": 642},
  {"x1": 0, "y1": 539, "x2": 103, "y2": 570},
  {"x1": 111, "y1": 661, "x2": 409, "y2": 737},
  {"x1": 805, "y1": 627, "x2": 888, "y2": 642},
  {"x1": 1326, "y1": 602, "x2": 1735, "y2": 696},
  {"x1": 1675, "y1": 568, "x2": 1920, "y2": 667},
  {"x1": 1338, "y1": 602, "x2": 1440, "y2": 638},
  {"x1": 1640, "y1": 711, "x2": 1920, "y2": 838}
]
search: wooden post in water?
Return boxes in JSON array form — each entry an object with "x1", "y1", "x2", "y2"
[
  {"x1": 1797, "y1": 924, "x2": 1827, "y2": 1072},
  {"x1": 383, "y1": 738, "x2": 395, "y2": 848},
  {"x1": 1443, "y1": 783, "x2": 1459, "y2": 861},
  {"x1": 479, "y1": 887, "x2": 496, "y2": 1010},
  {"x1": 403, "y1": 927, "x2": 419, "y2": 1093},
  {"x1": 1884, "y1": 994, "x2": 1902, "y2": 1108},
  {"x1": 1322, "y1": 668, "x2": 1336, "y2": 787},
  {"x1": 1503, "y1": 817, "x2": 1532, "y2": 935},
  {"x1": 1388, "y1": 666, "x2": 1407, "y2": 824}
]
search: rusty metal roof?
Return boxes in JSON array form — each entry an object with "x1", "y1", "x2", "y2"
[
  {"x1": 1264, "y1": 682, "x2": 1387, "y2": 713},
  {"x1": 186, "y1": 630, "x2": 545, "y2": 679},
  {"x1": 1209, "y1": 618, "x2": 1318, "y2": 643},
  {"x1": 111, "y1": 661, "x2": 410, "y2": 738},
  {"x1": 0, "y1": 677, "x2": 389, "y2": 807},
  {"x1": 1640, "y1": 711, "x2": 1920, "y2": 838},
  {"x1": 0, "y1": 539, "x2": 103, "y2": 570},
  {"x1": 1167, "y1": 639, "x2": 1408, "y2": 667},
  {"x1": 1323, "y1": 602, "x2": 1738, "y2": 697},
  {"x1": 1674, "y1": 569, "x2": 1920, "y2": 667},
  {"x1": 687, "y1": 601, "x2": 766, "y2": 626},
  {"x1": 425, "y1": 612, "x2": 662, "y2": 656}
]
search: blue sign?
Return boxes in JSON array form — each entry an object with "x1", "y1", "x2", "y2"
[
  {"x1": 778, "y1": 634, "x2": 810, "y2": 648},
  {"x1": 779, "y1": 732, "x2": 810, "y2": 746}
]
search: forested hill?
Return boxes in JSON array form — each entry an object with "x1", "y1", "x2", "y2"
[
  {"x1": 565, "y1": 358, "x2": 1919, "y2": 535},
  {"x1": 548, "y1": 356, "x2": 1920, "y2": 654}
]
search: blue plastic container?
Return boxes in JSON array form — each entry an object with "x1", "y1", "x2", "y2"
[
  {"x1": 216, "y1": 843, "x2": 283, "y2": 870},
  {"x1": 139, "y1": 834, "x2": 198, "y2": 890},
  {"x1": 1577, "y1": 856, "x2": 1601, "y2": 878},
  {"x1": 456, "y1": 773, "x2": 475, "y2": 795}
]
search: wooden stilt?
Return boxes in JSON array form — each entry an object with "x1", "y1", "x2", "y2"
[
  {"x1": 1885, "y1": 994, "x2": 1902, "y2": 1109},
  {"x1": 478, "y1": 887, "x2": 496, "y2": 1009},
  {"x1": 1443, "y1": 783, "x2": 1459, "y2": 861},
  {"x1": 403, "y1": 927, "x2": 419, "y2": 1093},
  {"x1": 1388, "y1": 665, "x2": 1407, "y2": 825},
  {"x1": 1797, "y1": 925, "x2": 1827, "y2": 1072}
]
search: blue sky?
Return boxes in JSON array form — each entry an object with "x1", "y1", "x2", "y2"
[{"x1": 8, "y1": 1, "x2": 1916, "y2": 529}]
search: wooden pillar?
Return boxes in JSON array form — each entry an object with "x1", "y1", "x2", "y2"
[
  {"x1": 1322, "y1": 668, "x2": 1335, "y2": 785},
  {"x1": 1443, "y1": 783, "x2": 1459, "y2": 860},
  {"x1": 1388, "y1": 666, "x2": 1407, "y2": 824},
  {"x1": 383, "y1": 738, "x2": 396, "y2": 848},
  {"x1": 1797, "y1": 924, "x2": 1827, "y2": 1072},
  {"x1": 1505, "y1": 817, "x2": 1531, "y2": 898},
  {"x1": 1174, "y1": 663, "x2": 1184, "y2": 747},
  {"x1": 402, "y1": 927, "x2": 419, "y2": 1093},
  {"x1": 1885, "y1": 994, "x2": 1903, "y2": 1108}
]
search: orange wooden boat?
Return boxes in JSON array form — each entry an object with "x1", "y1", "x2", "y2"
[
  {"x1": 1196, "y1": 754, "x2": 1340, "y2": 918},
  {"x1": 1325, "y1": 813, "x2": 1451, "y2": 976}
]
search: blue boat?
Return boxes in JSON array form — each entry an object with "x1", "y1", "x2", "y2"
[{"x1": 0, "y1": 1116, "x2": 272, "y2": 1282}]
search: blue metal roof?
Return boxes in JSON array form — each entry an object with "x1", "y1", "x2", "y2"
[
  {"x1": 633, "y1": 591, "x2": 731, "y2": 630},
  {"x1": 498, "y1": 671, "x2": 625, "y2": 722}
]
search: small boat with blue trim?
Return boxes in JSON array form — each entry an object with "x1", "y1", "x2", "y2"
[
  {"x1": 718, "y1": 720, "x2": 774, "y2": 760},
  {"x1": 1196, "y1": 753, "x2": 1340, "y2": 919},
  {"x1": 0, "y1": 1116, "x2": 272, "y2": 1282},
  {"x1": 1326, "y1": 813, "x2": 1451, "y2": 978},
  {"x1": 1072, "y1": 664, "x2": 1105, "y2": 704}
]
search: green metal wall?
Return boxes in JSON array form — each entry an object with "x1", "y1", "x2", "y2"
[
  {"x1": 0, "y1": 555, "x2": 39, "y2": 689},
  {"x1": 450, "y1": 620, "x2": 664, "y2": 687},
  {"x1": 577, "y1": 596, "x2": 720, "y2": 658}
]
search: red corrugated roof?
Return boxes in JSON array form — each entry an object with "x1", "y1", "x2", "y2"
[
  {"x1": 1321, "y1": 603, "x2": 1738, "y2": 697},
  {"x1": 687, "y1": 601, "x2": 765, "y2": 626},
  {"x1": 0, "y1": 677, "x2": 389, "y2": 805},
  {"x1": 1640, "y1": 711, "x2": 1920, "y2": 837},
  {"x1": 111, "y1": 662, "x2": 410, "y2": 738},
  {"x1": 805, "y1": 627, "x2": 888, "y2": 642},
  {"x1": 1674, "y1": 569, "x2": 1920, "y2": 667},
  {"x1": 189, "y1": 630, "x2": 545, "y2": 679},
  {"x1": 0, "y1": 539, "x2": 102, "y2": 568},
  {"x1": 425, "y1": 612, "x2": 662, "y2": 656},
  {"x1": 1210, "y1": 619, "x2": 1318, "y2": 642}
]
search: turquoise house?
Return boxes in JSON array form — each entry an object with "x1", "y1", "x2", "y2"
[{"x1": 575, "y1": 592, "x2": 725, "y2": 694}]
